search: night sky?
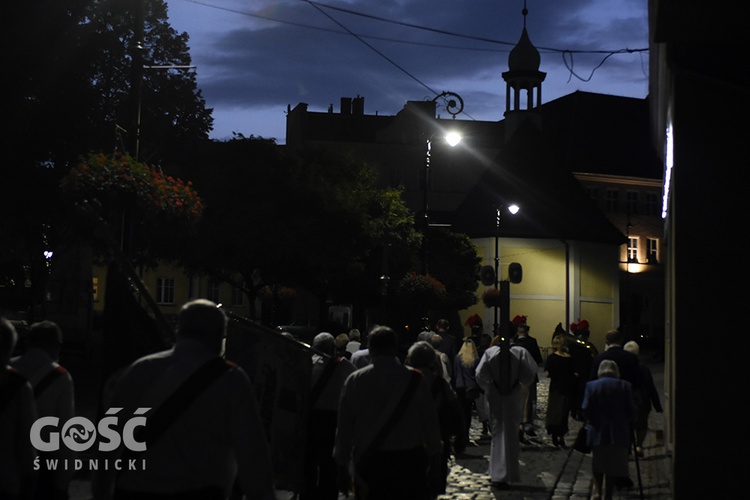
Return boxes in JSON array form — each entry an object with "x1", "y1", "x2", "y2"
[{"x1": 165, "y1": 0, "x2": 650, "y2": 143}]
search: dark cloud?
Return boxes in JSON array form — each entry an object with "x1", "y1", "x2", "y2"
[{"x1": 167, "y1": 0, "x2": 649, "y2": 141}]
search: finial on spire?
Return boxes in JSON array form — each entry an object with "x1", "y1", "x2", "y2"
[{"x1": 522, "y1": 1, "x2": 528, "y2": 28}]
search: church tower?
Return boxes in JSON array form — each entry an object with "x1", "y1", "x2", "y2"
[{"x1": 502, "y1": 2, "x2": 546, "y2": 140}]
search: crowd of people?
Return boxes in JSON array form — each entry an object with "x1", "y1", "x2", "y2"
[{"x1": 1, "y1": 304, "x2": 662, "y2": 500}]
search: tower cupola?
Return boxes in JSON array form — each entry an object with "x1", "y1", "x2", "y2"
[{"x1": 502, "y1": 2, "x2": 546, "y2": 139}]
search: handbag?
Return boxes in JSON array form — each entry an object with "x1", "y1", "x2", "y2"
[{"x1": 573, "y1": 425, "x2": 591, "y2": 454}]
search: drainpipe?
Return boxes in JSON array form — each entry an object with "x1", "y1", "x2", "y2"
[{"x1": 562, "y1": 239, "x2": 570, "y2": 330}]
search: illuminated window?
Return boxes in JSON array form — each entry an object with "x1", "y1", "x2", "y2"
[
  {"x1": 156, "y1": 278, "x2": 175, "y2": 304},
  {"x1": 628, "y1": 237, "x2": 639, "y2": 263},
  {"x1": 647, "y1": 238, "x2": 659, "y2": 264}
]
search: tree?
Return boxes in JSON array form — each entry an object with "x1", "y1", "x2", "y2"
[
  {"x1": 423, "y1": 227, "x2": 481, "y2": 311},
  {"x1": 84, "y1": 0, "x2": 213, "y2": 163},
  {"x1": 0, "y1": 0, "x2": 212, "y2": 319},
  {"x1": 1, "y1": 0, "x2": 210, "y2": 169},
  {"x1": 179, "y1": 137, "x2": 422, "y2": 323}
]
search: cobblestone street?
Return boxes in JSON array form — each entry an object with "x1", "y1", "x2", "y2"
[{"x1": 437, "y1": 360, "x2": 671, "y2": 500}]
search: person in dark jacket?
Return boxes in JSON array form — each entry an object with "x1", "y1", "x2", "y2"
[
  {"x1": 582, "y1": 359, "x2": 636, "y2": 500},
  {"x1": 512, "y1": 320, "x2": 543, "y2": 438},
  {"x1": 589, "y1": 330, "x2": 641, "y2": 392},
  {"x1": 406, "y1": 341, "x2": 466, "y2": 499},
  {"x1": 623, "y1": 341, "x2": 663, "y2": 456},
  {"x1": 453, "y1": 335, "x2": 482, "y2": 446}
]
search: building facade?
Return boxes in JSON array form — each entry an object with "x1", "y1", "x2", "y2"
[{"x1": 285, "y1": 20, "x2": 662, "y2": 351}]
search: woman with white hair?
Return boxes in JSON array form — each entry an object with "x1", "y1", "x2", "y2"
[{"x1": 582, "y1": 359, "x2": 636, "y2": 500}]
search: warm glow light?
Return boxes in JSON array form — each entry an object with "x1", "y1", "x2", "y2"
[
  {"x1": 508, "y1": 204, "x2": 520, "y2": 215},
  {"x1": 445, "y1": 131, "x2": 462, "y2": 148}
]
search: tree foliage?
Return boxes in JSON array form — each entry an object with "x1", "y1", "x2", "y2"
[
  {"x1": 0, "y1": 0, "x2": 212, "y2": 313},
  {"x1": 177, "y1": 137, "x2": 422, "y2": 318},
  {"x1": 424, "y1": 227, "x2": 481, "y2": 311}
]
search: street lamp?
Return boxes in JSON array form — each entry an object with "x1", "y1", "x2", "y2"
[
  {"x1": 493, "y1": 203, "x2": 520, "y2": 336},
  {"x1": 493, "y1": 202, "x2": 520, "y2": 394},
  {"x1": 421, "y1": 92, "x2": 464, "y2": 275}
]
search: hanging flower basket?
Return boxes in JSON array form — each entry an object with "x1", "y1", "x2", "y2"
[
  {"x1": 396, "y1": 272, "x2": 447, "y2": 309},
  {"x1": 481, "y1": 287, "x2": 502, "y2": 308},
  {"x1": 61, "y1": 152, "x2": 204, "y2": 223}
]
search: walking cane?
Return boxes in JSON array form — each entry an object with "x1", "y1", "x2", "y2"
[{"x1": 632, "y1": 426, "x2": 644, "y2": 500}]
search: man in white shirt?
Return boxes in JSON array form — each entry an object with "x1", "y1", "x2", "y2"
[
  {"x1": 335, "y1": 325, "x2": 442, "y2": 499},
  {"x1": 92, "y1": 299, "x2": 275, "y2": 500}
]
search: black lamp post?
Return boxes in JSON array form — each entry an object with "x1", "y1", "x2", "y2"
[
  {"x1": 493, "y1": 203, "x2": 520, "y2": 336},
  {"x1": 421, "y1": 92, "x2": 464, "y2": 275},
  {"x1": 493, "y1": 203, "x2": 520, "y2": 393}
]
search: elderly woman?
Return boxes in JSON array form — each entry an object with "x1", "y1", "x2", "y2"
[{"x1": 582, "y1": 359, "x2": 636, "y2": 500}]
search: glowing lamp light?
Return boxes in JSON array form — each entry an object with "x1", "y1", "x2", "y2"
[
  {"x1": 508, "y1": 204, "x2": 520, "y2": 215},
  {"x1": 445, "y1": 131, "x2": 462, "y2": 148}
]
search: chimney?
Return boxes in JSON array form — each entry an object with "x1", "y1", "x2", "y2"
[
  {"x1": 352, "y1": 96, "x2": 365, "y2": 115},
  {"x1": 340, "y1": 97, "x2": 352, "y2": 115}
]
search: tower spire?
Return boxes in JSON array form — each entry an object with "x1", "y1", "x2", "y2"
[
  {"x1": 501, "y1": 1, "x2": 547, "y2": 140},
  {"x1": 523, "y1": 0, "x2": 528, "y2": 28}
]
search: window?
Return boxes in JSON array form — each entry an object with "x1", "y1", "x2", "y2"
[
  {"x1": 586, "y1": 187, "x2": 599, "y2": 206},
  {"x1": 188, "y1": 276, "x2": 200, "y2": 299},
  {"x1": 156, "y1": 278, "x2": 175, "y2": 304},
  {"x1": 627, "y1": 237, "x2": 639, "y2": 262},
  {"x1": 207, "y1": 281, "x2": 220, "y2": 303},
  {"x1": 605, "y1": 189, "x2": 619, "y2": 213},
  {"x1": 645, "y1": 192, "x2": 660, "y2": 216},
  {"x1": 231, "y1": 285, "x2": 244, "y2": 307},
  {"x1": 647, "y1": 238, "x2": 659, "y2": 264},
  {"x1": 626, "y1": 191, "x2": 639, "y2": 215}
]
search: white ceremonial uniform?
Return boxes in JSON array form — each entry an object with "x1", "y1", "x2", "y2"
[{"x1": 475, "y1": 344, "x2": 538, "y2": 483}]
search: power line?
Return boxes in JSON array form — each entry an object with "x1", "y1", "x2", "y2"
[
  {"x1": 302, "y1": 0, "x2": 440, "y2": 97},
  {"x1": 178, "y1": 0, "x2": 648, "y2": 88},
  {"x1": 181, "y1": 0, "x2": 647, "y2": 56}
]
